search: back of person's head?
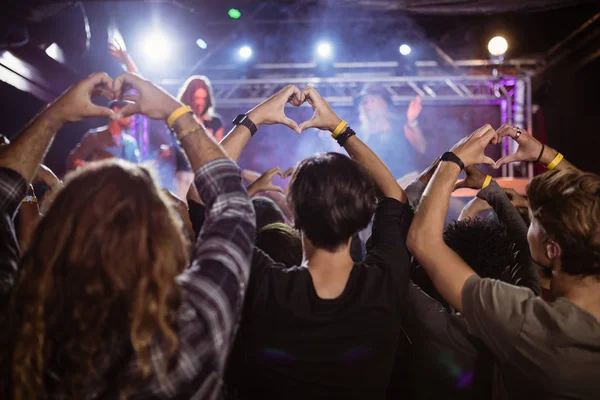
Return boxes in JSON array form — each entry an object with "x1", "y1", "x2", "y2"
[
  {"x1": 9, "y1": 159, "x2": 188, "y2": 397},
  {"x1": 528, "y1": 169, "x2": 600, "y2": 276},
  {"x1": 444, "y1": 217, "x2": 514, "y2": 279},
  {"x1": 256, "y1": 222, "x2": 303, "y2": 267},
  {"x1": 288, "y1": 152, "x2": 376, "y2": 251},
  {"x1": 252, "y1": 196, "x2": 285, "y2": 231}
]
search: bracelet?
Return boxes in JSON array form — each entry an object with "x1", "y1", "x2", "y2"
[
  {"x1": 22, "y1": 195, "x2": 38, "y2": 204},
  {"x1": 440, "y1": 152, "x2": 465, "y2": 171},
  {"x1": 176, "y1": 126, "x2": 204, "y2": 142},
  {"x1": 167, "y1": 106, "x2": 193, "y2": 130},
  {"x1": 336, "y1": 126, "x2": 356, "y2": 146},
  {"x1": 535, "y1": 143, "x2": 545, "y2": 164},
  {"x1": 546, "y1": 153, "x2": 564, "y2": 170},
  {"x1": 481, "y1": 175, "x2": 492, "y2": 190},
  {"x1": 331, "y1": 120, "x2": 348, "y2": 139}
]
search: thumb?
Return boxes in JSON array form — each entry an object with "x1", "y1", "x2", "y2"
[
  {"x1": 89, "y1": 104, "x2": 117, "y2": 120},
  {"x1": 266, "y1": 185, "x2": 285, "y2": 194},
  {"x1": 281, "y1": 117, "x2": 300, "y2": 134},
  {"x1": 454, "y1": 180, "x2": 468, "y2": 191},
  {"x1": 494, "y1": 154, "x2": 518, "y2": 169},
  {"x1": 115, "y1": 102, "x2": 140, "y2": 119},
  {"x1": 299, "y1": 116, "x2": 318, "y2": 132},
  {"x1": 480, "y1": 156, "x2": 496, "y2": 167}
]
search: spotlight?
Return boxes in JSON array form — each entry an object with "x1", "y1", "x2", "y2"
[
  {"x1": 45, "y1": 43, "x2": 65, "y2": 63},
  {"x1": 399, "y1": 44, "x2": 411, "y2": 56},
  {"x1": 239, "y1": 46, "x2": 253, "y2": 60},
  {"x1": 488, "y1": 36, "x2": 508, "y2": 57},
  {"x1": 196, "y1": 38, "x2": 207, "y2": 50},
  {"x1": 316, "y1": 42, "x2": 332, "y2": 59},
  {"x1": 142, "y1": 33, "x2": 171, "y2": 62}
]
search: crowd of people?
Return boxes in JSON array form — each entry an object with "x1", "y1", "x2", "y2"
[{"x1": 0, "y1": 71, "x2": 598, "y2": 400}]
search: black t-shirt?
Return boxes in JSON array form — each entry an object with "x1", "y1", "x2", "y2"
[
  {"x1": 226, "y1": 198, "x2": 414, "y2": 400},
  {"x1": 203, "y1": 115, "x2": 224, "y2": 140}
]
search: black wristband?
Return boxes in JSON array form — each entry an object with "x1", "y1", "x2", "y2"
[
  {"x1": 535, "y1": 143, "x2": 545, "y2": 164},
  {"x1": 336, "y1": 127, "x2": 356, "y2": 146},
  {"x1": 440, "y1": 151, "x2": 465, "y2": 171},
  {"x1": 232, "y1": 114, "x2": 258, "y2": 136}
]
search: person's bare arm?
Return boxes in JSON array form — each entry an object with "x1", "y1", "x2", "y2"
[
  {"x1": 0, "y1": 73, "x2": 116, "y2": 183},
  {"x1": 300, "y1": 86, "x2": 406, "y2": 203},
  {"x1": 219, "y1": 85, "x2": 303, "y2": 162},
  {"x1": 495, "y1": 125, "x2": 576, "y2": 171},
  {"x1": 407, "y1": 125, "x2": 497, "y2": 311}
]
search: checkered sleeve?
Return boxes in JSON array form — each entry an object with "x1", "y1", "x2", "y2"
[
  {"x1": 170, "y1": 157, "x2": 255, "y2": 396},
  {"x1": 0, "y1": 167, "x2": 27, "y2": 298}
]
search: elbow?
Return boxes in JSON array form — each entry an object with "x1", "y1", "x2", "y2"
[{"x1": 407, "y1": 223, "x2": 426, "y2": 258}]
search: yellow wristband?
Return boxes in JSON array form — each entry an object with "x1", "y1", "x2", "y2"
[
  {"x1": 331, "y1": 120, "x2": 348, "y2": 139},
  {"x1": 546, "y1": 153, "x2": 564, "y2": 170},
  {"x1": 481, "y1": 175, "x2": 492, "y2": 190},
  {"x1": 167, "y1": 106, "x2": 193, "y2": 130}
]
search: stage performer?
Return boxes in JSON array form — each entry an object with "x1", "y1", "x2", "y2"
[
  {"x1": 177, "y1": 75, "x2": 225, "y2": 141},
  {"x1": 67, "y1": 100, "x2": 140, "y2": 170},
  {"x1": 355, "y1": 85, "x2": 428, "y2": 184}
]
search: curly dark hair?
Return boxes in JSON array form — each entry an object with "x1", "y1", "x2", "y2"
[{"x1": 443, "y1": 217, "x2": 515, "y2": 279}]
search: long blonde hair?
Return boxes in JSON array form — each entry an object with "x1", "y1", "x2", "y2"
[{"x1": 6, "y1": 160, "x2": 189, "y2": 398}]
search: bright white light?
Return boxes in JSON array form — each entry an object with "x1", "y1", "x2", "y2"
[
  {"x1": 142, "y1": 33, "x2": 171, "y2": 62},
  {"x1": 239, "y1": 46, "x2": 253, "y2": 60},
  {"x1": 45, "y1": 43, "x2": 65, "y2": 63},
  {"x1": 488, "y1": 36, "x2": 508, "y2": 57},
  {"x1": 316, "y1": 42, "x2": 332, "y2": 59},
  {"x1": 399, "y1": 44, "x2": 411, "y2": 56},
  {"x1": 196, "y1": 38, "x2": 207, "y2": 49}
]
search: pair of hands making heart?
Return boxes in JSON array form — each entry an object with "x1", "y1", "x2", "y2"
[{"x1": 247, "y1": 85, "x2": 342, "y2": 134}]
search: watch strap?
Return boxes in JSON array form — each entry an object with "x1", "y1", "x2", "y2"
[{"x1": 233, "y1": 114, "x2": 258, "y2": 136}]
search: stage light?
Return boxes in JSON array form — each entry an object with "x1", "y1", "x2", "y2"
[
  {"x1": 316, "y1": 42, "x2": 332, "y2": 59},
  {"x1": 196, "y1": 38, "x2": 207, "y2": 49},
  {"x1": 45, "y1": 43, "x2": 65, "y2": 63},
  {"x1": 239, "y1": 46, "x2": 253, "y2": 60},
  {"x1": 399, "y1": 44, "x2": 411, "y2": 56},
  {"x1": 142, "y1": 33, "x2": 171, "y2": 62},
  {"x1": 228, "y1": 8, "x2": 241, "y2": 19},
  {"x1": 488, "y1": 36, "x2": 508, "y2": 57}
]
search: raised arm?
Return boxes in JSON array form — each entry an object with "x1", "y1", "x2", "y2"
[
  {"x1": 113, "y1": 73, "x2": 255, "y2": 368},
  {"x1": 407, "y1": 125, "x2": 498, "y2": 310},
  {"x1": 299, "y1": 86, "x2": 406, "y2": 203},
  {"x1": 495, "y1": 125, "x2": 576, "y2": 171}
]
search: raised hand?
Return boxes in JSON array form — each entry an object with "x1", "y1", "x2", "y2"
[
  {"x1": 112, "y1": 72, "x2": 181, "y2": 120},
  {"x1": 454, "y1": 165, "x2": 487, "y2": 190},
  {"x1": 247, "y1": 167, "x2": 287, "y2": 197},
  {"x1": 247, "y1": 85, "x2": 304, "y2": 133},
  {"x1": 450, "y1": 124, "x2": 498, "y2": 168},
  {"x1": 298, "y1": 86, "x2": 342, "y2": 132},
  {"x1": 406, "y1": 95, "x2": 422, "y2": 123},
  {"x1": 494, "y1": 124, "x2": 543, "y2": 168},
  {"x1": 46, "y1": 72, "x2": 116, "y2": 123}
]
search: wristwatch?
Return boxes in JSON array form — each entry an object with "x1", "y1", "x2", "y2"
[
  {"x1": 440, "y1": 152, "x2": 465, "y2": 171},
  {"x1": 232, "y1": 114, "x2": 258, "y2": 136}
]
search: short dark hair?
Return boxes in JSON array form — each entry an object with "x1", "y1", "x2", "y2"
[
  {"x1": 252, "y1": 197, "x2": 285, "y2": 231},
  {"x1": 288, "y1": 152, "x2": 376, "y2": 251},
  {"x1": 444, "y1": 217, "x2": 514, "y2": 279},
  {"x1": 528, "y1": 169, "x2": 600, "y2": 276},
  {"x1": 256, "y1": 223, "x2": 303, "y2": 267}
]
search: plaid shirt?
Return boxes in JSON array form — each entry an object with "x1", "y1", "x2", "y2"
[{"x1": 0, "y1": 158, "x2": 255, "y2": 399}]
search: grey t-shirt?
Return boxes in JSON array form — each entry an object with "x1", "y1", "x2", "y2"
[{"x1": 462, "y1": 275, "x2": 600, "y2": 399}]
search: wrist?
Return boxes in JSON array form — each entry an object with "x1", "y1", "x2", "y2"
[
  {"x1": 247, "y1": 109, "x2": 263, "y2": 127},
  {"x1": 38, "y1": 108, "x2": 66, "y2": 131},
  {"x1": 328, "y1": 117, "x2": 343, "y2": 133},
  {"x1": 539, "y1": 146, "x2": 558, "y2": 166}
]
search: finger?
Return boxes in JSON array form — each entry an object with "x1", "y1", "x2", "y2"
[
  {"x1": 265, "y1": 167, "x2": 284, "y2": 179},
  {"x1": 92, "y1": 88, "x2": 116, "y2": 101},
  {"x1": 114, "y1": 102, "x2": 140, "y2": 119},
  {"x1": 494, "y1": 154, "x2": 519, "y2": 169},
  {"x1": 87, "y1": 104, "x2": 116, "y2": 120},
  {"x1": 496, "y1": 124, "x2": 516, "y2": 139},
  {"x1": 480, "y1": 127, "x2": 498, "y2": 144},
  {"x1": 281, "y1": 117, "x2": 301, "y2": 134},
  {"x1": 299, "y1": 118, "x2": 317, "y2": 132},
  {"x1": 121, "y1": 93, "x2": 140, "y2": 103},
  {"x1": 283, "y1": 167, "x2": 295, "y2": 178},
  {"x1": 86, "y1": 72, "x2": 113, "y2": 89},
  {"x1": 475, "y1": 124, "x2": 494, "y2": 138},
  {"x1": 265, "y1": 185, "x2": 285, "y2": 194}
]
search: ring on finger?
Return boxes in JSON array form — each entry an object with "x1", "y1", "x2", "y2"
[{"x1": 515, "y1": 127, "x2": 522, "y2": 139}]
